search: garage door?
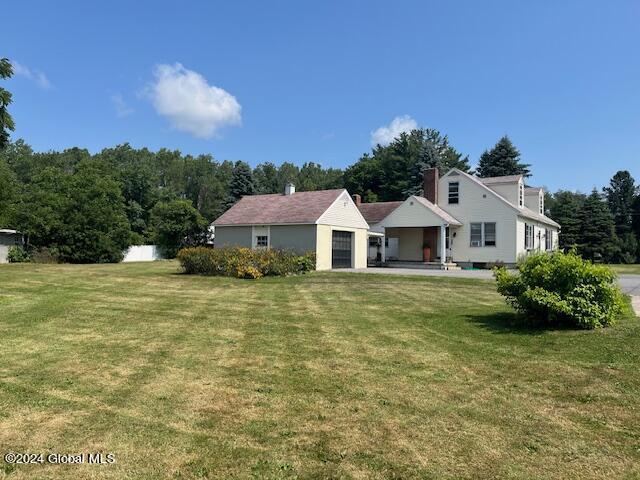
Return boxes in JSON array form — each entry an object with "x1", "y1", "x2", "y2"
[{"x1": 331, "y1": 230, "x2": 353, "y2": 269}]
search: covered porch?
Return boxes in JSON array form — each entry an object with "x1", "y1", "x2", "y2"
[{"x1": 373, "y1": 196, "x2": 462, "y2": 270}]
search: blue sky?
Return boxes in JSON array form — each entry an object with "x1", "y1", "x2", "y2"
[{"x1": 5, "y1": 0, "x2": 639, "y2": 192}]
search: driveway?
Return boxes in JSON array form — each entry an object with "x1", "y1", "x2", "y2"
[{"x1": 341, "y1": 268, "x2": 640, "y2": 316}]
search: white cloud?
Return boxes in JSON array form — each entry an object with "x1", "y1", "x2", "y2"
[
  {"x1": 371, "y1": 115, "x2": 418, "y2": 146},
  {"x1": 110, "y1": 93, "x2": 134, "y2": 118},
  {"x1": 145, "y1": 63, "x2": 241, "y2": 139},
  {"x1": 11, "y1": 61, "x2": 52, "y2": 90}
]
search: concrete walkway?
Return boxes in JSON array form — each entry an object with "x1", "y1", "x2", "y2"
[{"x1": 341, "y1": 268, "x2": 640, "y2": 316}]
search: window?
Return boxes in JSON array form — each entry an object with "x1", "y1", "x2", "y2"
[
  {"x1": 448, "y1": 182, "x2": 459, "y2": 204},
  {"x1": 256, "y1": 235, "x2": 268, "y2": 247},
  {"x1": 470, "y1": 222, "x2": 496, "y2": 247},
  {"x1": 484, "y1": 222, "x2": 496, "y2": 246},
  {"x1": 470, "y1": 223, "x2": 482, "y2": 247},
  {"x1": 524, "y1": 224, "x2": 534, "y2": 250},
  {"x1": 519, "y1": 183, "x2": 524, "y2": 207},
  {"x1": 539, "y1": 194, "x2": 544, "y2": 214},
  {"x1": 545, "y1": 229, "x2": 552, "y2": 251}
]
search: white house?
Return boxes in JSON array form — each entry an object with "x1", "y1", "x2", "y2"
[
  {"x1": 357, "y1": 168, "x2": 560, "y2": 269},
  {"x1": 0, "y1": 229, "x2": 23, "y2": 264},
  {"x1": 213, "y1": 184, "x2": 370, "y2": 270},
  {"x1": 213, "y1": 169, "x2": 559, "y2": 271}
]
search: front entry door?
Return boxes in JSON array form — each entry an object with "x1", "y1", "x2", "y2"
[{"x1": 331, "y1": 230, "x2": 353, "y2": 268}]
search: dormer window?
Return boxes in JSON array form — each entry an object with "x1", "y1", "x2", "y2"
[
  {"x1": 448, "y1": 182, "x2": 459, "y2": 204},
  {"x1": 519, "y1": 183, "x2": 524, "y2": 207}
]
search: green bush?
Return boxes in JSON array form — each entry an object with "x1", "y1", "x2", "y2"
[
  {"x1": 30, "y1": 247, "x2": 60, "y2": 264},
  {"x1": 494, "y1": 251, "x2": 627, "y2": 329},
  {"x1": 7, "y1": 246, "x2": 29, "y2": 263},
  {"x1": 177, "y1": 247, "x2": 316, "y2": 279}
]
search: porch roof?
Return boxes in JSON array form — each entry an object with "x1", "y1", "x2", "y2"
[{"x1": 378, "y1": 195, "x2": 462, "y2": 228}]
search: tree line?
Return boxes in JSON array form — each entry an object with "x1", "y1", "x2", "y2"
[{"x1": 1, "y1": 57, "x2": 638, "y2": 263}]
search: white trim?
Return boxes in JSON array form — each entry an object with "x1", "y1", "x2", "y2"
[
  {"x1": 441, "y1": 169, "x2": 560, "y2": 228},
  {"x1": 251, "y1": 225, "x2": 271, "y2": 249},
  {"x1": 315, "y1": 189, "x2": 370, "y2": 229}
]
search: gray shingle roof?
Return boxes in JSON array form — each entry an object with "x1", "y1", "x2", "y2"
[
  {"x1": 213, "y1": 189, "x2": 346, "y2": 226},
  {"x1": 357, "y1": 201, "x2": 403, "y2": 223}
]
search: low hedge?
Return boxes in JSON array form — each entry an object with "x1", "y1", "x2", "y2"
[
  {"x1": 177, "y1": 246, "x2": 316, "y2": 279},
  {"x1": 494, "y1": 251, "x2": 627, "y2": 329}
]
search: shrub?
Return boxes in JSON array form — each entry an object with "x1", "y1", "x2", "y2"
[
  {"x1": 30, "y1": 247, "x2": 60, "y2": 264},
  {"x1": 7, "y1": 246, "x2": 29, "y2": 263},
  {"x1": 177, "y1": 247, "x2": 316, "y2": 279},
  {"x1": 494, "y1": 251, "x2": 627, "y2": 329}
]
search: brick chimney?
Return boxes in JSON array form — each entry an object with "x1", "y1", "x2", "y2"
[
  {"x1": 352, "y1": 193, "x2": 361, "y2": 206},
  {"x1": 423, "y1": 168, "x2": 439, "y2": 204}
]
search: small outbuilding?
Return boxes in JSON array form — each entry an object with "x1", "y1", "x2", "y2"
[
  {"x1": 0, "y1": 229, "x2": 23, "y2": 264},
  {"x1": 213, "y1": 184, "x2": 370, "y2": 270}
]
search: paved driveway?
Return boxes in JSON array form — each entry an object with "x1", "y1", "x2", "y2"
[{"x1": 341, "y1": 268, "x2": 640, "y2": 315}]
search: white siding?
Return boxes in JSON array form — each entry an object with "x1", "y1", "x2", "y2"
[
  {"x1": 524, "y1": 191, "x2": 543, "y2": 213},
  {"x1": 516, "y1": 218, "x2": 559, "y2": 260},
  {"x1": 485, "y1": 179, "x2": 521, "y2": 207},
  {"x1": 439, "y1": 172, "x2": 518, "y2": 264},
  {"x1": 378, "y1": 197, "x2": 447, "y2": 228},
  {"x1": 317, "y1": 191, "x2": 369, "y2": 229}
]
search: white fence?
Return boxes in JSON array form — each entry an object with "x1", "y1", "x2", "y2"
[{"x1": 122, "y1": 245, "x2": 163, "y2": 263}]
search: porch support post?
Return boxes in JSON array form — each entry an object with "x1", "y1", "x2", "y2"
[
  {"x1": 381, "y1": 233, "x2": 386, "y2": 263},
  {"x1": 440, "y1": 224, "x2": 447, "y2": 266}
]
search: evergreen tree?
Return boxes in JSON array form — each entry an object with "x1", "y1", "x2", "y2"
[
  {"x1": 476, "y1": 136, "x2": 531, "y2": 178},
  {"x1": 604, "y1": 170, "x2": 636, "y2": 235},
  {"x1": 604, "y1": 170, "x2": 638, "y2": 263},
  {"x1": 633, "y1": 193, "x2": 640, "y2": 261},
  {"x1": 549, "y1": 190, "x2": 586, "y2": 250},
  {"x1": 0, "y1": 58, "x2": 15, "y2": 150},
  {"x1": 577, "y1": 190, "x2": 618, "y2": 262},
  {"x1": 225, "y1": 160, "x2": 255, "y2": 208}
]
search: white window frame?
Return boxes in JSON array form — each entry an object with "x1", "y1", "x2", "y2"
[
  {"x1": 519, "y1": 182, "x2": 524, "y2": 207},
  {"x1": 470, "y1": 222, "x2": 497, "y2": 247},
  {"x1": 252, "y1": 225, "x2": 270, "y2": 249},
  {"x1": 448, "y1": 182, "x2": 459, "y2": 204},
  {"x1": 539, "y1": 193, "x2": 544, "y2": 214},
  {"x1": 524, "y1": 224, "x2": 534, "y2": 250},
  {"x1": 545, "y1": 229, "x2": 552, "y2": 251}
]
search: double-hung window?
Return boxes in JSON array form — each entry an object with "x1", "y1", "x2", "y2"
[
  {"x1": 448, "y1": 182, "x2": 459, "y2": 204},
  {"x1": 470, "y1": 222, "x2": 496, "y2": 247},
  {"x1": 524, "y1": 224, "x2": 534, "y2": 250},
  {"x1": 545, "y1": 229, "x2": 552, "y2": 251}
]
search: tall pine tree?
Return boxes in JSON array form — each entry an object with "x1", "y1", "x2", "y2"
[
  {"x1": 549, "y1": 190, "x2": 586, "y2": 250},
  {"x1": 604, "y1": 170, "x2": 636, "y2": 235},
  {"x1": 476, "y1": 136, "x2": 531, "y2": 178},
  {"x1": 225, "y1": 160, "x2": 255, "y2": 209},
  {"x1": 577, "y1": 190, "x2": 618, "y2": 262},
  {"x1": 0, "y1": 58, "x2": 15, "y2": 150},
  {"x1": 604, "y1": 170, "x2": 638, "y2": 263}
]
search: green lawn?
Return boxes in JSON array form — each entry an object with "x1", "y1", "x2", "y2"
[
  {"x1": 609, "y1": 264, "x2": 640, "y2": 275},
  {"x1": 0, "y1": 262, "x2": 639, "y2": 480}
]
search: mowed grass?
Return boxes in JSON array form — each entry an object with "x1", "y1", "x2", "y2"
[
  {"x1": 0, "y1": 262, "x2": 639, "y2": 480},
  {"x1": 609, "y1": 264, "x2": 640, "y2": 275}
]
